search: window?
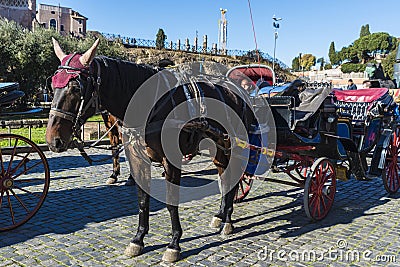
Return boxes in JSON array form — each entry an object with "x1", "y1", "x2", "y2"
[
  {"x1": 51, "y1": 11, "x2": 55, "y2": 14},
  {"x1": 79, "y1": 19, "x2": 82, "y2": 24},
  {"x1": 49, "y1": 19, "x2": 57, "y2": 30},
  {"x1": 60, "y1": 25, "x2": 64, "y2": 31},
  {"x1": 79, "y1": 28, "x2": 82, "y2": 33}
]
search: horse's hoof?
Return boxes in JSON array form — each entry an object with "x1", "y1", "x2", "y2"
[
  {"x1": 106, "y1": 177, "x2": 117, "y2": 185},
  {"x1": 162, "y1": 248, "x2": 180, "y2": 262},
  {"x1": 125, "y1": 178, "x2": 135, "y2": 186},
  {"x1": 124, "y1": 242, "x2": 143, "y2": 257},
  {"x1": 210, "y1": 216, "x2": 222, "y2": 228},
  {"x1": 221, "y1": 223, "x2": 234, "y2": 236}
]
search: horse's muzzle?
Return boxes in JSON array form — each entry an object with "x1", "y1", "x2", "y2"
[{"x1": 47, "y1": 137, "x2": 68, "y2": 153}]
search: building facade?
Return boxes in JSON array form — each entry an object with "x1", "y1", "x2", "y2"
[
  {"x1": 37, "y1": 4, "x2": 87, "y2": 37},
  {"x1": 0, "y1": 0, "x2": 36, "y2": 29}
]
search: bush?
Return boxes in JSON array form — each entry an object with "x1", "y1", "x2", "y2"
[{"x1": 341, "y1": 63, "x2": 365, "y2": 73}]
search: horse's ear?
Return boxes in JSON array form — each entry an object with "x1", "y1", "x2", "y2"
[
  {"x1": 52, "y1": 37, "x2": 66, "y2": 62},
  {"x1": 80, "y1": 39, "x2": 100, "y2": 66}
]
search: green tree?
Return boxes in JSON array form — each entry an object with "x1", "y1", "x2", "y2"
[
  {"x1": 328, "y1": 41, "x2": 339, "y2": 65},
  {"x1": 381, "y1": 39, "x2": 399, "y2": 79},
  {"x1": 156, "y1": 28, "x2": 167, "y2": 49},
  {"x1": 0, "y1": 18, "x2": 127, "y2": 103},
  {"x1": 360, "y1": 24, "x2": 371, "y2": 38},
  {"x1": 317, "y1": 57, "x2": 325, "y2": 71},
  {"x1": 337, "y1": 45, "x2": 358, "y2": 63},
  {"x1": 353, "y1": 32, "x2": 394, "y2": 63},
  {"x1": 292, "y1": 56, "x2": 300, "y2": 71},
  {"x1": 300, "y1": 54, "x2": 316, "y2": 71}
]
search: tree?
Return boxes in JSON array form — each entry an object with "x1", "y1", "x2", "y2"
[
  {"x1": 337, "y1": 45, "x2": 358, "y2": 63},
  {"x1": 353, "y1": 32, "x2": 395, "y2": 63},
  {"x1": 0, "y1": 18, "x2": 127, "y2": 103},
  {"x1": 156, "y1": 28, "x2": 167, "y2": 49},
  {"x1": 360, "y1": 24, "x2": 371, "y2": 38},
  {"x1": 317, "y1": 57, "x2": 325, "y2": 71},
  {"x1": 381, "y1": 39, "x2": 399, "y2": 79},
  {"x1": 300, "y1": 54, "x2": 316, "y2": 71},
  {"x1": 328, "y1": 42, "x2": 339, "y2": 66},
  {"x1": 291, "y1": 56, "x2": 300, "y2": 71}
]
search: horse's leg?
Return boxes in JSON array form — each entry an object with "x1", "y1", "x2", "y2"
[
  {"x1": 102, "y1": 113, "x2": 121, "y2": 184},
  {"x1": 210, "y1": 166, "x2": 226, "y2": 228},
  {"x1": 123, "y1": 142, "x2": 151, "y2": 257},
  {"x1": 162, "y1": 159, "x2": 182, "y2": 262},
  {"x1": 211, "y1": 148, "x2": 242, "y2": 235},
  {"x1": 210, "y1": 166, "x2": 238, "y2": 235}
]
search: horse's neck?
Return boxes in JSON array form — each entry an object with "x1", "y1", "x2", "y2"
[{"x1": 95, "y1": 58, "x2": 157, "y2": 120}]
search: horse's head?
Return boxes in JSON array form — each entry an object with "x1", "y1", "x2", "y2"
[{"x1": 46, "y1": 38, "x2": 100, "y2": 152}]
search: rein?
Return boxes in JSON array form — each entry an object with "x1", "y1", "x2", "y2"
[{"x1": 50, "y1": 55, "x2": 105, "y2": 164}]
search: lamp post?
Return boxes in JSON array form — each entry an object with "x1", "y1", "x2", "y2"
[{"x1": 272, "y1": 15, "x2": 282, "y2": 83}]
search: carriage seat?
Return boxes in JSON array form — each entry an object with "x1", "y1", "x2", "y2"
[
  {"x1": 333, "y1": 88, "x2": 392, "y2": 122},
  {"x1": 0, "y1": 83, "x2": 24, "y2": 107},
  {"x1": 0, "y1": 82, "x2": 19, "y2": 93},
  {"x1": 267, "y1": 87, "x2": 333, "y2": 135}
]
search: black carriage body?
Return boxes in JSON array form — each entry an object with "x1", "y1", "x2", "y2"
[{"x1": 265, "y1": 90, "x2": 341, "y2": 160}]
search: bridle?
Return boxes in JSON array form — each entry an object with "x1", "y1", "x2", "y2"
[{"x1": 50, "y1": 54, "x2": 102, "y2": 142}]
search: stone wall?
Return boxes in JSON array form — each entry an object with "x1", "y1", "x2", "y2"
[
  {"x1": 125, "y1": 47, "x2": 295, "y2": 81},
  {"x1": 0, "y1": 0, "x2": 36, "y2": 29}
]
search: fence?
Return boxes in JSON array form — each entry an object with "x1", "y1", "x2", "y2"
[
  {"x1": 101, "y1": 32, "x2": 289, "y2": 69},
  {"x1": 0, "y1": 119, "x2": 110, "y2": 149}
]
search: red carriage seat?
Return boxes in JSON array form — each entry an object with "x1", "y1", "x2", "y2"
[
  {"x1": 333, "y1": 88, "x2": 388, "y2": 103},
  {"x1": 333, "y1": 88, "x2": 393, "y2": 122}
]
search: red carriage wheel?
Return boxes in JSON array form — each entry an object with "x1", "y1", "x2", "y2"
[
  {"x1": 182, "y1": 154, "x2": 194, "y2": 165},
  {"x1": 0, "y1": 134, "x2": 50, "y2": 231},
  {"x1": 382, "y1": 127, "x2": 400, "y2": 193},
  {"x1": 293, "y1": 161, "x2": 311, "y2": 181},
  {"x1": 304, "y1": 158, "x2": 336, "y2": 220},
  {"x1": 234, "y1": 174, "x2": 253, "y2": 203}
]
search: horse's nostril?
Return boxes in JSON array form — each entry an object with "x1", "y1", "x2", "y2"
[{"x1": 55, "y1": 138, "x2": 64, "y2": 148}]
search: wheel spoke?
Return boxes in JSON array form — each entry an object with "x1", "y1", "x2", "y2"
[
  {"x1": 0, "y1": 148, "x2": 5, "y2": 176},
  {"x1": 0, "y1": 190, "x2": 4, "y2": 209},
  {"x1": 6, "y1": 137, "x2": 19, "y2": 174},
  {"x1": 12, "y1": 186, "x2": 43, "y2": 199},
  {"x1": 6, "y1": 191, "x2": 16, "y2": 225},
  {"x1": 10, "y1": 148, "x2": 34, "y2": 176},
  {"x1": 9, "y1": 189, "x2": 30, "y2": 213},
  {"x1": 12, "y1": 160, "x2": 44, "y2": 180},
  {"x1": 320, "y1": 194, "x2": 327, "y2": 211},
  {"x1": 239, "y1": 181, "x2": 245, "y2": 194}
]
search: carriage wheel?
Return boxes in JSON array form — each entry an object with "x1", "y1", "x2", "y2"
[
  {"x1": 293, "y1": 161, "x2": 311, "y2": 181},
  {"x1": 304, "y1": 158, "x2": 336, "y2": 220},
  {"x1": 382, "y1": 127, "x2": 400, "y2": 193},
  {"x1": 182, "y1": 154, "x2": 194, "y2": 165},
  {"x1": 0, "y1": 134, "x2": 50, "y2": 231},
  {"x1": 234, "y1": 174, "x2": 253, "y2": 203}
]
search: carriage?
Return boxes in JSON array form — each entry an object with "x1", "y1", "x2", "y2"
[
  {"x1": 0, "y1": 82, "x2": 50, "y2": 231},
  {"x1": 227, "y1": 64, "x2": 400, "y2": 220}
]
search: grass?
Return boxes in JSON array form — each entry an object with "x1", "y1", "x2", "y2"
[{"x1": 0, "y1": 114, "x2": 106, "y2": 147}]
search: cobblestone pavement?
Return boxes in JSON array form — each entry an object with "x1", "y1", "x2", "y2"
[{"x1": 1, "y1": 148, "x2": 400, "y2": 267}]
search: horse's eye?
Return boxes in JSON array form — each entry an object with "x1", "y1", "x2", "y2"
[{"x1": 71, "y1": 87, "x2": 81, "y2": 93}]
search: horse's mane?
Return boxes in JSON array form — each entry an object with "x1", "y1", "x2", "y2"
[{"x1": 93, "y1": 56, "x2": 158, "y2": 120}]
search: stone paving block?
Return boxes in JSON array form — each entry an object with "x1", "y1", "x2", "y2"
[{"x1": 2, "y1": 149, "x2": 400, "y2": 266}]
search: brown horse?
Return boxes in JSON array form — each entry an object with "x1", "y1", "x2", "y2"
[
  {"x1": 46, "y1": 38, "x2": 256, "y2": 262},
  {"x1": 101, "y1": 111, "x2": 134, "y2": 185}
]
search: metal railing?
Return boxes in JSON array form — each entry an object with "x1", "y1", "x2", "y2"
[
  {"x1": 0, "y1": 119, "x2": 110, "y2": 149},
  {"x1": 101, "y1": 32, "x2": 289, "y2": 69}
]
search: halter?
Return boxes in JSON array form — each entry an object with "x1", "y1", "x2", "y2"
[{"x1": 50, "y1": 54, "x2": 102, "y2": 142}]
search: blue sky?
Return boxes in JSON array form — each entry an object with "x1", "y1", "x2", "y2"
[{"x1": 40, "y1": 0, "x2": 400, "y2": 67}]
